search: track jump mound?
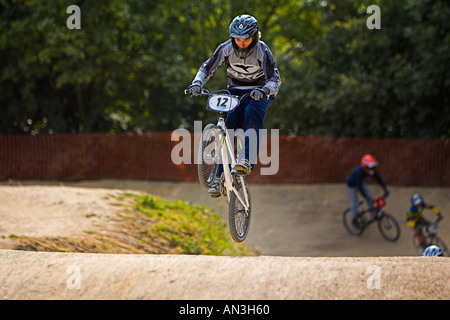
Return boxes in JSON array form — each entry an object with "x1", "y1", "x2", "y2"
[
  {"x1": 0, "y1": 182, "x2": 449, "y2": 300},
  {"x1": 0, "y1": 250, "x2": 448, "y2": 300}
]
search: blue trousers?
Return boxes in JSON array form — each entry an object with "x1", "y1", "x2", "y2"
[
  {"x1": 346, "y1": 183, "x2": 375, "y2": 219},
  {"x1": 216, "y1": 88, "x2": 271, "y2": 177}
]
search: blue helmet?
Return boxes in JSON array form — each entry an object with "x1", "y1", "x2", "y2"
[
  {"x1": 411, "y1": 193, "x2": 425, "y2": 206},
  {"x1": 229, "y1": 14, "x2": 259, "y2": 58},
  {"x1": 423, "y1": 245, "x2": 443, "y2": 256}
]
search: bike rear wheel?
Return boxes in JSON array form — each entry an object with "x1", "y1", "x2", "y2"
[
  {"x1": 342, "y1": 208, "x2": 365, "y2": 236},
  {"x1": 228, "y1": 180, "x2": 251, "y2": 242},
  {"x1": 197, "y1": 124, "x2": 219, "y2": 189},
  {"x1": 377, "y1": 212, "x2": 400, "y2": 242}
]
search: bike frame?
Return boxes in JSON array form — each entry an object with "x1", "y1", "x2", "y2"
[
  {"x1": 186, "y1": 88, "x2": 265, "y2": 215},
  {"x1": 416, "y1": 218, "x2": 440, "y2": 240},
  {"x1": 343, "y1": 195, "x2": 400, "y2": 242},
  {"x1": 215, "y1": 113, "x2": 250, "y2": 213},
  {"x1": 356, "y1": 198, "x2": 384, "y2": 222}
]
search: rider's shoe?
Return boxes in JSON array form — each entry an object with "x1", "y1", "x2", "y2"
[
  {"x1": 352, "y1": 218, "x2": 362, "y2": 229},
  {"x1": 233, "y1": 159, "x2": 252, "y2": 176},
  {"x1": 369, "y1": 208, "x2": 377, "y2": 221},
  {"x1": 208, "y1": 177, "x2": 220, "y2": 198}
]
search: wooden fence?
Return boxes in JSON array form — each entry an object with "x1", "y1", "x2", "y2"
[{"x1": 0, "y1": 132, "x2": 448, "y2": 186}]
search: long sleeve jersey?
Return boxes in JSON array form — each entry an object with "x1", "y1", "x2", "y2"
[
  {"x1": 193, "y1": 39, "x2": 281, "y2": 96},
  {"x1": 406, "y1": 204, "x2": 441, "y2": 228},
  {"x1": 345, "y1": 165, "x2": 387, "y2": 199}
]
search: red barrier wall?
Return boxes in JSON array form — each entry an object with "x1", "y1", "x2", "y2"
[{"x1": 0, "y1": 133, "x2": 448, "y2": 186}]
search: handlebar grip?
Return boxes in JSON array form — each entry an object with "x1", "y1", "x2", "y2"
[{"x1": 184, "y1": 88, "x2": 209, "y2": 97}]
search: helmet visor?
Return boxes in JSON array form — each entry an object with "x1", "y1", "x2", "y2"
[{"x1": 230, "y1": 32, "x2": 250, "y2": 39}]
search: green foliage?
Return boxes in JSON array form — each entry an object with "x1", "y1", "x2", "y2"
[
  {"x1": 267, "y1": 0, "x2": 450, "y2": 138},
  {"x1": 1, "y1": 0, "x2": 449, "y2": 137},
  {"x1": 135, "y1": 194, "x2": 255, "y2": 256}
]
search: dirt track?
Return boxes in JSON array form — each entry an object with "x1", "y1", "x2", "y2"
[
  {"x1": 1, "y1": 250, "x2": 447, "y2": 300},
  {"x1": 0, "y1": 181, "x2": 449, "y2": 299}
]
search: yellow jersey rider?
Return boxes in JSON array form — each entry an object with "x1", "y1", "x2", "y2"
[{"x1": 406, "y1": 193, "x2": 442, "y2": 248}]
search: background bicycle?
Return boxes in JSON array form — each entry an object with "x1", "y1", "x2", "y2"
[
  {"x1": 411, "y1": 217, "x2": 448, "y2": 256},
  {"x1": 343, "y1": 196, "x2": 401, "y2": 242}
]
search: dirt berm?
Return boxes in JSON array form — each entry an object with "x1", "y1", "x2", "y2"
[
  {"x1": 0, "y1": 181, "x2": 449, "y2": 299},
  {"x1": 0, "y1": 250, "x2": 448, "y2": 299}
]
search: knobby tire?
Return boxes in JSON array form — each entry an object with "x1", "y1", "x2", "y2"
[
  {"x1": 197, "y1": 124, "x2": 219, "y2": 189},
  {"x1": 377, "y1": 212, "x2": 400, "y2": 242},
  {"x1": 228, "y1": 181, "x2": 252, "y2": 243},
  {"x1": 342, "y1": 208, "x2": 365, "y2": 236}
]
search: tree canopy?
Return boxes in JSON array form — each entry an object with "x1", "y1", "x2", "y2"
[{"x1": 1, "y1": 0, "x2": 449, "y2": 138}]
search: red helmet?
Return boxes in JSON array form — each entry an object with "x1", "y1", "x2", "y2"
[{"x1": 361, "y1": 154, "x2": 378, "y2": 174}]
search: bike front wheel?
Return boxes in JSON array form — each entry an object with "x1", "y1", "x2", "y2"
[
  {"x1": 228, "y1": 180, "x2": 251, "y2": 243},
  {"x1": 412, "y1": 234, "x2": 450, "y2": 257},
  {"x1": 197, "y1": 123, "x2": 219, "y2": 189},
  {"x1": 377, "y1": 212, "x2": 400, "y2": 242},
  {"x1": 419, "y1": 235, "x2": 449, "y2": 257}
]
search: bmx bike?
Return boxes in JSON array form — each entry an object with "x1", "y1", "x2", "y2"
[
  {"x1": 185, "y1": 88, "x2": 265, "y2": 242},
  {"x1": 411, "y1": 217, "x2": 448, "y2": 256},
  {"x1": 343, "y1": 196, "x2": 401, "y2": 242}
]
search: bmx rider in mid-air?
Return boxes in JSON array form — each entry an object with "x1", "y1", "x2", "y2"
[{"x1": 186, "y1": 14, "x2": 281, "y2": 198}]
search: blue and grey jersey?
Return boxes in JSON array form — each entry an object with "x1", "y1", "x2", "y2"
[{"x1": 193, "y1": 39, "x2": 281, "y2": 96}]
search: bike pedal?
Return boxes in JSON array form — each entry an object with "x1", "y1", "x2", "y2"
[
  {"x1": 209, "y1": 192, "x2": 220, "y2": 198},
  {"x1": 232, "y1": 169, "x2": 247, "y2": 177}
]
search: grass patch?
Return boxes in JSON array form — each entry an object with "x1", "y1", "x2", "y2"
[
  {"x1": 8, "y1": 191, "x2": 258, "y2": 256},
  {"x1": 133, "y1": 194, "x2": 256, "y2": 256}
]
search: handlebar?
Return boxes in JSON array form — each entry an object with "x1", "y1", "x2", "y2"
[
  {"x1": 184, "y1": 88, "x2": 210, "y2": 96},
  {"x1": 184, "y1": 88, "x2": 271, "y2": 100},
  {"x1": 358, "y1": 195, "x2": 388, "y2": 210}
]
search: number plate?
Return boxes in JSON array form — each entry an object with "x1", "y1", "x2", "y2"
[
  {"x1": 207, "y1": 94, "x2": 240, "y2": 112},
  {"x1": 375, "y1": 197, "x2": 386, "y2": 209}
]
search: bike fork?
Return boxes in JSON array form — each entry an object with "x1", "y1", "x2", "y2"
[
  {"x1": 237, "y1": 175, "x2": 250, "y2": 215},
  {"x1": 221, "y1": 129, "x2": 250, "y2": 214}
]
